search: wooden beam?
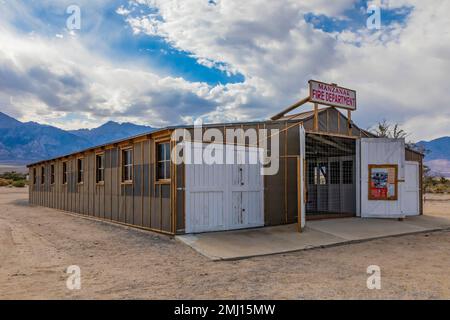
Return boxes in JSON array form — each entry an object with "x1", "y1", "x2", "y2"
[
  {"x1": 347, "y1": 110, "x2": 352, "y2": 136},
  {"x1": 296, "y1": 156, "x2": 302, "y2": 233},
  {"x1": 270, "y1": 96, "x2": 310, "y2": 120},
  {"x1": 313, "y1": 103, "x2": 319, "y2": 132}
]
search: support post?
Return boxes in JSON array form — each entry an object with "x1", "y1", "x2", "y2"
[
  {"x1": 347, "y1": 110, "x2": 352, "y2": 136},
  {"x1": 313, "y1": 103, "x2": 319, "y2": 132},
  {"x1": 297, "y1": 156, "x2": 302, "y2": 233}
]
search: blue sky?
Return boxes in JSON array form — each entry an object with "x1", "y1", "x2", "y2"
[
  {"x1": 9, "y1": 0, "x2": 411, "y2": 86},
  {"x1": 0, "y1": 1, "x2": 449, "y2": 141}
]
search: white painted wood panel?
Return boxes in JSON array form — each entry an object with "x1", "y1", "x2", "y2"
[
  {"x1": 402, "y1": 161, "x2": 420, "y2": 216},
  {"x1": 360, "y1": 138, "x2": 405, "y2": 218},
  {"x1": 185, "y1": 142, "x2": 264, "y2": 233}
]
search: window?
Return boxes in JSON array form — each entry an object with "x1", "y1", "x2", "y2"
[
  {"x1": 62, "y1": 161, "x2": 68, "y2": 184},
  {"x1": 156, "y1": 142, "x2": 170, "y2": 180},
  {"x1": 330, "y1": 161, "x2": 340, "y2": 185},
  {"x1": 307, "y1": 162, "x2": 316, "y2": 185},
  {"x1": 50, "y1": 164, "x2": 55, "y2": 185},
  {"x1": 77, "y1": 158, "x2": 84, "y2": 183},
  {"x1": 317, "y1": 162, "x2": 328, "y2": 185},
  {"x1": 96, "y1": 153, "x2": 105, "y2": 183},
  {"x1": 33, "y1": 168, "x2": 37, "y2": 185},
  {"x1": 343, "y1": 160, "x2": 353, "y2": 184},
  {"x1": 122, "y1": 149, "x2": 133, "y2": 182},
  {"x1": 41, "y1": 166, "x2": 45, "y2": 184}
]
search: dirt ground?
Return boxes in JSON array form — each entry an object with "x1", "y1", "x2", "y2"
[{"x1": 0, "y1": 187, "x2": 449, "y2": 299}]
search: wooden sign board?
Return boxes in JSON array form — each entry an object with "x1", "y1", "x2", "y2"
[{"x1": 309, "y1": 80, "x2": 357, "y2": 111}]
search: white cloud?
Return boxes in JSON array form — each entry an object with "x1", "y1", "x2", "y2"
[
  {"x1": 1, "y1": 0, "x2": 449, "y2": 142},
  {"x1": 0, "y1": 23, "x2": 220, "y2": 129},
  {"x1": 123, "y1": 0, "x2": 450, "y2": 140}
]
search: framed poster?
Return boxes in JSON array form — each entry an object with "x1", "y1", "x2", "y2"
[{"x1": 368, "y1": 164, "x2": 398, "y2": 201}]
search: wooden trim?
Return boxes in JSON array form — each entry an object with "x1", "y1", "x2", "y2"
[
  {"x1": 154, "y1": 140, "x2": 171, "y2": 183},
  {"x1": 40, "y1": 165, "x2": 45, "y2": 185},
  {"x1": 50, "y1": 163, "x2": 56, "y2": 185},
  {"x1": 94, "y1": 152, "x2": 105, "y2": 184},
  {"x1": 62, "y1": 160, "x2": 68, "y2": 185},
  {"x1": 270, "y1": 96, "x2": 310, "y2": 120},
  {"x1": 368, "y1": 164, "x2": 398, "y2": 201},
  {"x1": 284, "y1": 122, "x2": 288, "y2": 223},
  {"x1": 305, "y1": 130, "x2": 359, "y2": 140},
  {"x1": 347, "y1": 110, "x2": 352, "y2": 136},
  {"x1": 152, "y1": 130, "x2": 172, "y2": 140},
  {"x1": 120, "y1": 146, "x2": 133, "y2": 183},
  {"x1": 296, "y1": 156, "x2": 302, "y2": 232},
  {"x1": 313, "y1": 103, "x2": 319, "y2": 132},
  {"x1": 141, "y1": 142, "x2": 144, "y2": 228},
  {"x1": 171, "y1": 139, "x2": 176, "y2": 234},
  {"x1": 337, "y1": 110, "x2": 341, "y2": 132},
  {"x1": 155, "y1": 180, "x2": 171, "y2": 185}
]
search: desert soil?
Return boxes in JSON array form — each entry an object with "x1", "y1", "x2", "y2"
[{"x1": 0, "y1": 187, "x2": 449, "y2": 299}]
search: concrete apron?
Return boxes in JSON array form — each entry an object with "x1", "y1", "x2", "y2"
[{"x1": 176, "y1": 216, "x2": 450, "y2": 261}]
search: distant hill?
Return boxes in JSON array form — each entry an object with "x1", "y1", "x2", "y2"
[
  {"x1": 0, "y1": 112, "x2": 156, "y2": 164},
  {"x1": 417, "y1": 137, "x2": 450, "y2": 177},
  {"x1": 69, "y1": 121, "x2": 153, "y2": 146}
]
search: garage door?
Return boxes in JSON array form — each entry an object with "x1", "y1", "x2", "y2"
[{"x1": 185, "y1": 142, "x2": 264, "y2": 233}]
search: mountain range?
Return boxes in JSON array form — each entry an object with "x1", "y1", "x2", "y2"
[
  {"x1": 0, "y1": 112, "x2": 449, "y2": 177},
  {"x1": 0, "y1": 112, "x2": 155, "y2": 164},
  {"x1": 417, "y1": 137, "x2": 450, "y2": 177}
]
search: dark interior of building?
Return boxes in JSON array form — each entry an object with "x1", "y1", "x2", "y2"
[{"x1": 305, "y1": 134, "x2": 357, "y2": 218}]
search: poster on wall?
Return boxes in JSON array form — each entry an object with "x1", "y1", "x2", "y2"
[{"x1": 368, "y1": 165, "x2": 398, "y2": 200}]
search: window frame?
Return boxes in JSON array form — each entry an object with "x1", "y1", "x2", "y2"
[
  {"x1": 62, "y1": 161, "x2": 68, "y2": 185},
  {"x1": 96, "y1": 153, "x2": 105, "y2": 184},
  {"x1": 33, "y1": 167, "x2": 37, "y2": 185},
  {"x1": 155, "y1": 140, "x2": 171, "y2": 183},
  {"x1": 121, "y1": 147, "x2": 133, "y2": 184},
  {"x1": 77, "y1": 157, "x2": 84, "y2": 184},
  {"x1": 50, "y1": 164, "x2": 55, "y2": 185},
  {"x1": 41, "y1": 166, "x2": 45, "y2": 185}
]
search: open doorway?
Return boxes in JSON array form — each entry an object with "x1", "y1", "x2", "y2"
[{"x1": 305, "y1": 134, "x2": 357, "y2": 219}]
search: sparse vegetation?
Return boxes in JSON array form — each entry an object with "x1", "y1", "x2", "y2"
[
  {"x1": 424, "y1": 170, "x2": 450, "y2": 194},
  {"x1": 370, "y1": 121, "x2": 450, "y2": 193},
  {"x1": 0, "y1": 171, "x2": 28, "y2": 188},
  {"x1": 369, "y1": 119, "x2": 428, "y2": 153},
  {"x1": 12, "y1": 180, "x2": 26, "y2": 188}
]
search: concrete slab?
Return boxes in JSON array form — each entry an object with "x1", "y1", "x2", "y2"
[
  {"x1": 403, "y1": 215, "x2": 450, "y2": 229},
  {"x1": 177, "y1": 215, "x2": 450, "y2": 261},
  {"x1": 177, "y1": 224, "x2": 346, "y2": 260},
  {"x1": 307, "y1": 218, "x2": 427, "y2": 241}
]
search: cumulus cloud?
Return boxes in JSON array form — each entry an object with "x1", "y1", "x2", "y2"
[
  {"x1": 123, "y1": 0, "x2": 450, "y2": 140},
  {"x1": 0, "y1": 0, "x2": 449, "y2": 142},
  {"x1": 0, "y1": 22, "x2": 219, "y2": 129}
]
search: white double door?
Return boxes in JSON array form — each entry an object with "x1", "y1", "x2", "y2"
[{"x1": 185, "y1": 142, "x2": 264, "y2": 233}]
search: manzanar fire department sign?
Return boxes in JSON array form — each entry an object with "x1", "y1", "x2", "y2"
[{"x1": 309, "y1": 80, "x2": 357, "y2": 110}]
